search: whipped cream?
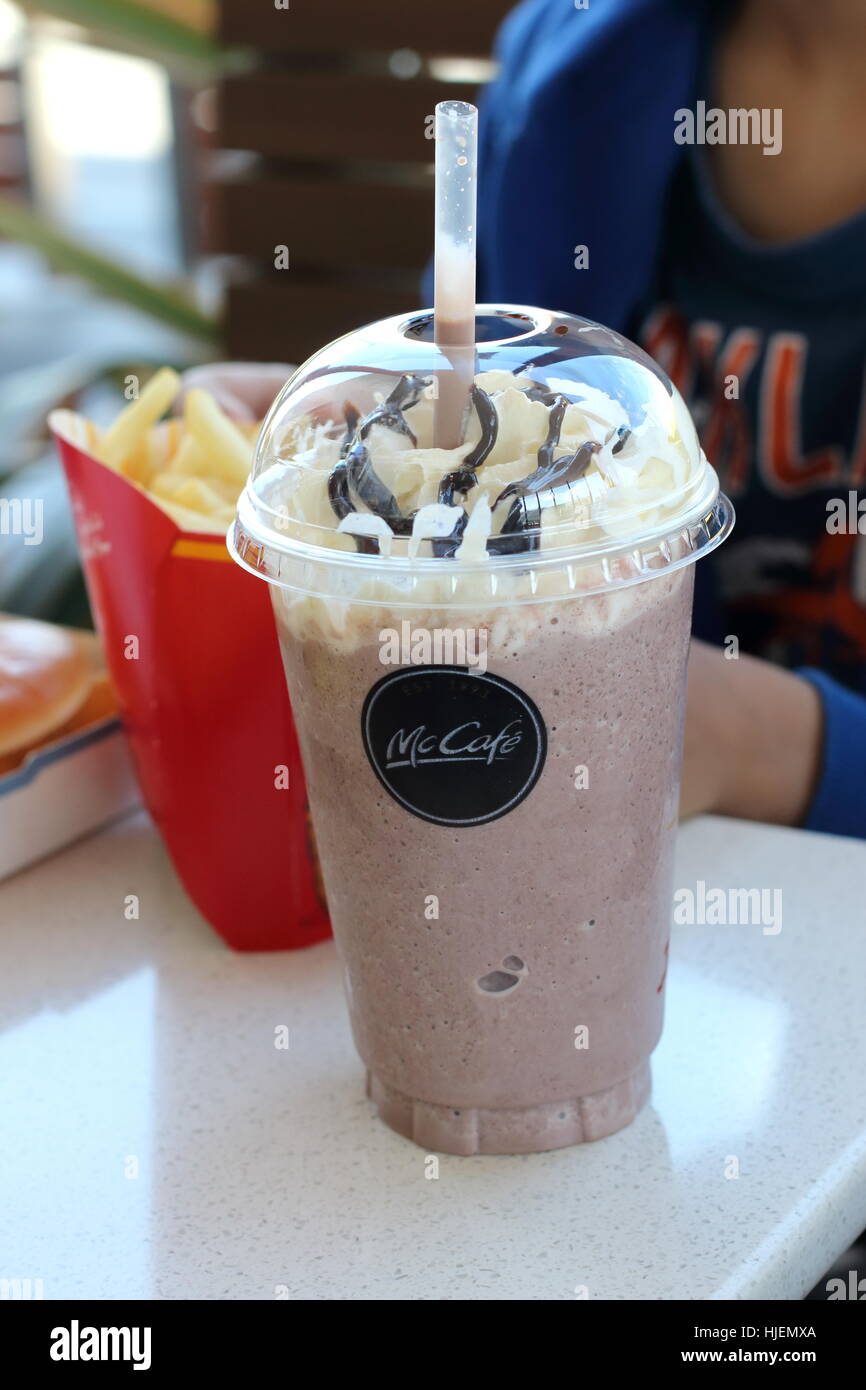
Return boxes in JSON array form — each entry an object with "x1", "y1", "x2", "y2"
[{"x1": 262, "y1": 370, "x2": 704, "y2": 560}]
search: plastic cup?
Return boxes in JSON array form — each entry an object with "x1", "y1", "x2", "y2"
[{"x1": 230, "y1": 305, "x2": 733, "y2": 1154}]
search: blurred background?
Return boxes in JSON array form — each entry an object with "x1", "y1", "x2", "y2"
[{"x1": 0, "y1": 0, "x2": 509, "y2": 620}]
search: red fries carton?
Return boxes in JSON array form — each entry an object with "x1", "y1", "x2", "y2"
[{"x1": 51, "y1": 414, "x2": 330, "y2": 951}]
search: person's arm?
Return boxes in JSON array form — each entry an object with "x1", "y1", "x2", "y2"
[{"x1": 681, "y1": 641, "x2": 866, "y2": 839}]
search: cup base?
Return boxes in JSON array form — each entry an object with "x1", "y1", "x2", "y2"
[{"x1": 366, "y1": 1061, "x2": 651, "y2": 1155}]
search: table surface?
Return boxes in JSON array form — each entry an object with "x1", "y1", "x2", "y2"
[{"x1": 2, "y1": 810, "x2": 865, "y2": 1301}]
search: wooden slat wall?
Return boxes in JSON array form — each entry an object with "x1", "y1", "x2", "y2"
[
  {"x1": 212, "y1": 0, "x2": 513, "y2": 363},
  {"x1": 224, "y1": 281, "x2": 422, "y2": 362},
  {"x1": 0, "y1": 67, "x2": 29, "y2": 194},
  {"x1": 219, "y1": 73, "x2": 479, "y2": 164},
  {"x1": 214, "y1": 175, "x2": 433, "y2": 272},
  {"x1": 219, "y1": 1, "x2": 509, "y2": 58}
]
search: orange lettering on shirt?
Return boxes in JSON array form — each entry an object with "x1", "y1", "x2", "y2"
[
  {"x1": 700, "y1": 327, "x2": 760, "y2": 494},
  {"x1": 641, "y1": 306, "x2": 692, "y2": 397},
  {"x1": 759, "y1": 334, "x2": 843, "y2": 494}
]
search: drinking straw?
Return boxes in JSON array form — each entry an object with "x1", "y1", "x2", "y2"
[{"x1": 433, "y1": 100, "x2": 478, "y2": 449}]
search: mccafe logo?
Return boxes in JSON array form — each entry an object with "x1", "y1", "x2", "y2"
[
  {"x1": 362, "y1": 666, "x2": 547, "y2": 826},
  {"x1": 384, "y1": 719, "x2": 523, "y2": 770}
]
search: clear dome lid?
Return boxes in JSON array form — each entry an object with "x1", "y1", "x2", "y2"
[{"x1": 232, "y1": 305, "x2": 732, "y2": 594}]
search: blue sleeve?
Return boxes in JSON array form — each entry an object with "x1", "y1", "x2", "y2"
[{"x1": 798, "y1": 669, "x2": 866, "y2": 840}]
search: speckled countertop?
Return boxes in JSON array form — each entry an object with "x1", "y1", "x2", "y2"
[{"x1": 1, "y1": 811, "x2": 864, "y2": 1300}]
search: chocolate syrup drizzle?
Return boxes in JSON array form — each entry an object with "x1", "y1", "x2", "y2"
[
  {"x1": 522, "y1": 385, "x2": 560, "y2": 406},
  {"x1": 487, "y1": 397, "x2": 601, "y2": 555},
  {"x1": 611, "y1": 425, "x2": 631, "y2": 455},
  {"x1": 328, "y1": 379, "x2": 431, "y2": 545},
  {"x1": 357, "y1": 373, "x2": 429, "y2": 448},
  {"x1": 327, "y1": 404, "x2": 376, "y2": 553},
  {"x1": 437, "y1": 385, "x2": 498, "y2": 507},
  {"x1": 326, "y1": 376, "x2": 604, "y2": 558},
  {"x1": 430, "y1": 385, "x2": 499, "y2": 558}
]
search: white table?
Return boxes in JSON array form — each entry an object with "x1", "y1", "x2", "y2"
[{"x1": 1, "y1": 811, "x2": 864, "y2": 1300}]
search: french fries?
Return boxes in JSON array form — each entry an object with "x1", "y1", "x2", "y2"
[
  {"x1": 184, "y1": 389, "x2": 252, "y2": 488},
  {"x1": 99, "y1": 368, "x2": 181, "y2": 470},
  {"x1": 87, "y1": 367, "x2": 260, "y2": 533}
]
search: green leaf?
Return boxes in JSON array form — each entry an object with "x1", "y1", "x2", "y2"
[
  {"x1": 17, "y1": 1, "x2": 227, "y2": 77},
  {"x1": 0, "y1": 196, "x2": 219, "y2": 343}
]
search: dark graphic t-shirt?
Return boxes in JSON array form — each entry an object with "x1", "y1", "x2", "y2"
[{"x1": 635, "y1": 149, "x2": 866, "y2": 694}]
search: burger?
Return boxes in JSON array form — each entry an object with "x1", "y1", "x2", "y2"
[{"x1": 0, "y1": 615, "x2": 116, "y2": 777}]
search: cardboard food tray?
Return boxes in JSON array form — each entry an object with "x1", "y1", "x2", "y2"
[{"x1": 0, "y1": 714, "x2": 139, "y2": 881}]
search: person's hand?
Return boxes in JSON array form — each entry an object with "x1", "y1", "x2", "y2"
[
  {"x1": 175, "y1": 363, "x2": 294, "y2": 423},
  {"x1": 680, "y1": 639, "x2": 823, "y2": 826}
]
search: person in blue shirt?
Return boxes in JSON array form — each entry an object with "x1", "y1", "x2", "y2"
[
  {"x1": 463, "y1": 0, "x2": 866, "y2": 839},
  {"x1": 192, "y1": 0, "x2": 866, "y2": 840}
]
